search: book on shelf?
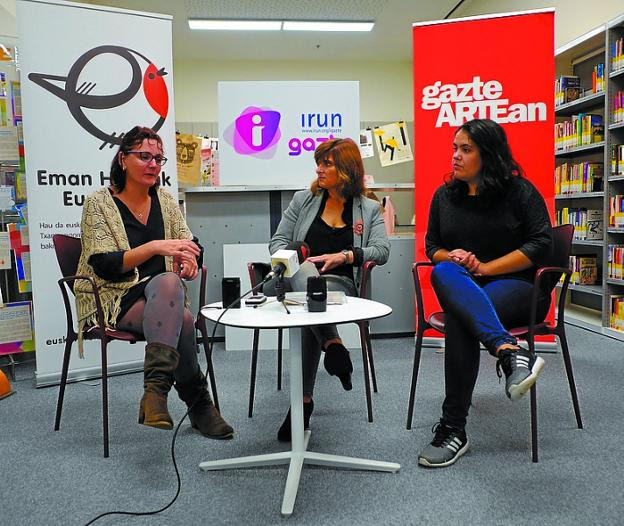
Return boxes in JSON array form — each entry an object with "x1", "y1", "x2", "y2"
[
  {"x1": 611, "y1": 145, "x2": 624, "y2": 176},
  {"x1": 613, "y1": 91, "x2": 624, "y2": 125},
  {"x1": 569, "y1": 254, "x2": 598, "y2": 285},
  {"x1": 555, "y1": 75, "x2": 580, "y2": 106},
  {"x1": 609, "y1": 195, "x2": 624, "y2": 227},
  {"x1": 555, "y1": 161, "x2": 603, "y2": 194},
  {"x1": 610, "y1": 294, "x2": 624, "y2": 331},
  {"x1": 554, "y1": 114, "x2": 603, "y2": 150},
  {"x1": 556, "y1": 208, "x2": 603, "y2": 241},
  {"x1": 587, "y1": 209, "x2": 603, "y2": 240},
  {"x1": 611, "y1": 37, "x2": 624, "y2": 73},
  {"x1": 607, "y1": 245, "x2": 624, "y2": 279},
  {"x1": 591, "y1": 63, "x2": 605, "y2": 93}
]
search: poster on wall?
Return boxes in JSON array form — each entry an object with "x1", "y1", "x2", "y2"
[
  {"x1": 374, "y1": 121, "x2": 413, "y2": 167},
  {"x1": 412, "y1": 9, "x2": 554, "y2": 342},
  {"x1": 17, "y1": 0, "x2": 177, "y2": 386},
  {"x1": 359, "y1": 128, "x2": 374, "y2": 159},
  {"x1": 218, "y1": 81, "x2": 360, "y2": 186},
  {"x1": 176, "y1": 133, "x2": 201, "y2": 187}
]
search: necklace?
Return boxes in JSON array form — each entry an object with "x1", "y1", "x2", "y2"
[{"x1": 118, "y1": 195, "x2": 151, "y2": 221}]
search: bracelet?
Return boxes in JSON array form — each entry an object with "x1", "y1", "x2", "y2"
[{"x1": 340, "y1": 249, "x2": 350, "y2": 264}]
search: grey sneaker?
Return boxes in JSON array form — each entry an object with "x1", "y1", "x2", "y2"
[
  {"x1": 418, "y1": 420, "x2": 469, "y2": 468},
  {"x1": 496, "y1": 346, "x2": 545, "y2": 401}
]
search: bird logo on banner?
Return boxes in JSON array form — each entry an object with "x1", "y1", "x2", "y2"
[{"x1": 28, "y1": 45, "x2": 169, "y2": 149}]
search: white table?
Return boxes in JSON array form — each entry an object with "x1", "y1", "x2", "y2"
[{"x1": 199, "y1": 296, "x2": 400, "y2": 517}]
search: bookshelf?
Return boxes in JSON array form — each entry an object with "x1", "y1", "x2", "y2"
[
  {"x1": 554, "y1": 14, "x2": 624, "y2": 338},
  {"x1": 606, "y1": 14, "x2": 624, "y2": 334}
]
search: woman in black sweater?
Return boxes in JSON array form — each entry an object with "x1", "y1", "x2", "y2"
[{"x1": 419, "y1": 119, "x2": 552, "y2": 468}]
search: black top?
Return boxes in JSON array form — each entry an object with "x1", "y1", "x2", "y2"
[
  {"x1": 88, "y1": 188, "x2": 165, "y2": 319},
  {"x1": 425, "y1": 177, "x2": 552, "y2": 284},
  {"x1": 305, "y1": 192, "x2": 355, "y2": 281}
]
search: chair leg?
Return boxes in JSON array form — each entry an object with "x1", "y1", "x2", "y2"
[
  {"x1": 359, "y1": 324, "x2": 373, "y2": 423},
  {"x1": 406, "y1": 328, "x2": 425, "y2": 430},
  {"x1": 54, "y1": 336, "x2": 74, "y2": 431},
  {"x1": 100, "y1": 339, "x2": 110, "y2": 459},
  {"x1": 248, "y1": 329, "x2": 260, "y2": 418},
  {"x1": 363, "y1": 322, "x2": 378, "y2": 393},
  {"x1": 199, "y1": 323, "x2": 220, "y2": 412},
  {"x1": 277, "y1": 329, "x2": 283, "y2": 391},
  {"x1": 558, "y1": 330, "x2": 583, "y2": 429},
  {"x1": 530, "y1": 384, "x2": 538, "y2": 463}
]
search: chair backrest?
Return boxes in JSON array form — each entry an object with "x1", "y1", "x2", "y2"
[
  {"x1": 540, "y1": 224, "x2": 574, "y2": 293},
  {"x1": 358, "y1": 260, "x2": 377, "y2": 299},
  {"x1": 52, "y1": 234, "x2": 82, "y2": 292},
  {"x1": 247, "y1": 262, "x2": 272, "y2": 291}
]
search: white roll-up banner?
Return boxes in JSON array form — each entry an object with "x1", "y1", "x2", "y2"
[{"x1": 17, "y1": 0, "x2": 177, "y2": 386}]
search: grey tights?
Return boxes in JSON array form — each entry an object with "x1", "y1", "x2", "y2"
[{"x1": 116, "y1": 272, "x2": 199, "y2": 384}]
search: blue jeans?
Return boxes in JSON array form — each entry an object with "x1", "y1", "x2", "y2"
[{"x1": 431, "y1": 262, "x2": 550, "y2": 428}]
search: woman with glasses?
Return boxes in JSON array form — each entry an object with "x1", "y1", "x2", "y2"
[
  {"x1": 75, "y1": 126, "x2": 233, "y2": 439},
  {"x1": 266, "y1": 138, "x2": 390, "y2": 441}
]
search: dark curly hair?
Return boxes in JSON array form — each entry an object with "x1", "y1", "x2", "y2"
[
  {"x1": 445, "y1": 118, "x2": 523, "y2": 205},
  {"x1": 110, "y1": 126, "x2": 163, "y2": 192}
]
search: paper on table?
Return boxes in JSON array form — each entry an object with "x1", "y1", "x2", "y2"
[{"x1": 284, "y1": 291, "x2": 347, "y2": 305}]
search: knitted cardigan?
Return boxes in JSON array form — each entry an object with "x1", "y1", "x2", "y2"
[{"x1": 75, "y1": 186, "x2": 192, "y2": 356}]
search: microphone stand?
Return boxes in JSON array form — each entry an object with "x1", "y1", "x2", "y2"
[{"x1": 274, "y1": 274, "x2": 290, "y2": 314}]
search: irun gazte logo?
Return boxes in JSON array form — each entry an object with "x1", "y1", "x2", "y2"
[{"x1": 228, "y1": 106, "x2": 281, "y2": 158}]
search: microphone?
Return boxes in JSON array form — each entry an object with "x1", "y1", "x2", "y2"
[
  {"x1": 265, "y1": 249, "x2": 299, "y2": 281},
  {"x1": 264, "y1": 242, "x2": 310, "y2": 281}
]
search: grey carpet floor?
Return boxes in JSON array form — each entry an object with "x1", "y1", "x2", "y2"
[{"x1": 1, "y1": 325, "x2": 623, "y2": 525}]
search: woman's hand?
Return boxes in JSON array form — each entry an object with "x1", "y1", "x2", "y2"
[
  {"x1": 307, "y1": 253, "x2": 347, "y2": 273},
  {"x1": 174, "y1": 251, "x2": 198, "y2": 280},
  {"x1": 448, "y1": 249, "x2": 483, "y2": 275},
  {"x1": 150, "y1": 239, "x2": 201, "y2": 259}
]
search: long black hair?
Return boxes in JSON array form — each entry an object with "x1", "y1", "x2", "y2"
[
  {"x1": 445, "y1": 118, "x2": 523, "y2": 204},
  {"x1": 110, "y1": 126, "x2": 163, "y2": 192}
]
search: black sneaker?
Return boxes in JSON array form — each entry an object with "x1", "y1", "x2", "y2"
[
  {"x1": 496, "y1": 346, "x2": 545, "y2": 401},
  {"x1": 418, "y1": 420, "x2": 469, "y2": 468}
]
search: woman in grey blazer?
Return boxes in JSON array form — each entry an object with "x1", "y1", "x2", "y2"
[{"x1": 267, "y1": 138, "x2": 390, "y2": 441}]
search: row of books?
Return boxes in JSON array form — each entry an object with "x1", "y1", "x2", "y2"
[
  {"x1": 613, "y1": 91, "x2": 624, "y2": 124},
  {"x1": 554, "y1": 161, "x2": 603, "y2": 194},
  {"x1": 612, "y1": 37, "x2": 624, "y2": 73},
  {"x1": 555, "y1": 209, "x2": 603, "y2": 241},
  {"x1": 554, "y1": 75, "x2": 582, "y2": 106},
  {"x1": 610, "y1": 295, "x2": 624, "y2": 332},
  {"x1": 591, "y1": 63, "x2": 605, "y2": 94},
  {"x1": 607, "y1": 245, "x2": 624, "y2": 279},
  {"x1": 554, "y1": 114, "x2": 604, "y2": 150},
  {"x1": 609, "y1": 195, "x2": 624, "y2": 227},
  {"x1": 611, "y1": 145, "x2": 624, "y2": 176},
  {"x1": 569, "y1": 255, "x2": 598, "y2": 285},
  {"x1": 554, "y1": 68, "x2": 605, "y2": 107}
]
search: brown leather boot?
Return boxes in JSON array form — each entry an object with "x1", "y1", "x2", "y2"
[
  {"x1": 175, "y1": 369, "x2": 234, "y2": 439},
  {"x1": 138, "y1": 342, "x2": 179, "y2": 430}
]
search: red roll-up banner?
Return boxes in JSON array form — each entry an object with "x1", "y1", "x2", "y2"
[{"x1": 413, "y1": 9, "x2": 555, "y2": 342}]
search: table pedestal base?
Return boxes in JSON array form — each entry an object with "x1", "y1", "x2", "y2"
[{"x1": 199, "y1": 430, "x2": 400, "y2": 517}]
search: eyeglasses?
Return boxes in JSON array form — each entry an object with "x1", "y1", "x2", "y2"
[{"x1": 126, "y1": 151, "x2": 168, "y2": 166}]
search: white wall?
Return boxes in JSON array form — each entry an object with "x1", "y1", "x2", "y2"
[
  {"x1": 453, "y1": 0, "x2": 623, "y2": 49},
  {"x1": 173, "y1": 59, "x2": 413, "y2": 123}
]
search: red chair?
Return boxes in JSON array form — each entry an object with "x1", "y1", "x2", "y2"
[
  {"x1": 247, "y1": 260, "x2": 380, "y2": 422},
  {"x1": 405, "y1": 224, "x2": 582, "y2": 462},
  {"x1": 52, "y1": 234, "x2": 218, "y2": 457}
]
